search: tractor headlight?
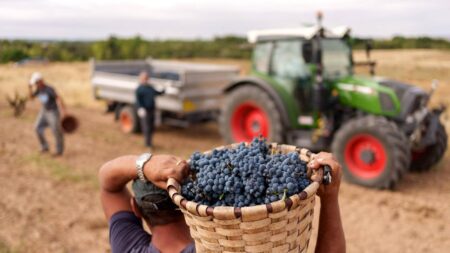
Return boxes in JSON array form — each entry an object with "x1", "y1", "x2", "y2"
[
  {"x1": 338, "y1": 83, "x2": 376, "y2": 95},
  {"x1": 355, "y1": 86, "x2": 375, "y2": 95}
]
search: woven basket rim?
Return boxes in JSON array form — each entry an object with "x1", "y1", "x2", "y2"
[{"x1": 167, "y1": 142, "x2": 323, "y2": 220}]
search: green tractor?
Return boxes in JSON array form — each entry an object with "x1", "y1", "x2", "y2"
[{"x1": 219, "y1": 16, "x2": 447, "y2": 189}]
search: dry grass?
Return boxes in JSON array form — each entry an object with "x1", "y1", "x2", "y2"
[
  {"x1": 1, "y1": 50, "x2": 448, "y2": 153},
  {"x1": 1, "y1": 49, "x2": 448, "y2": 152},
  {"x1": 0, "y1": 62, "x2": 100, "y2": 109},
  {"x1": 2, "y1": 49, "x2": 448, "y2": 109},
  {"x1": 0, "y1": 49, "x2": 449, "y2": 253}
]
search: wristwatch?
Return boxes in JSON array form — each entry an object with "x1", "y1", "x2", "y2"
[{"x1": 136, "y1": 153, "x2": 152, "y2": 182}]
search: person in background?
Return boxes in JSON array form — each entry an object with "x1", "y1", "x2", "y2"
[
  {"x1": 28, "y1": 72, "x2": 66, "y2": 156},
  {"x1": 135, "y1": 71, "x2": 164, "y2": 150},
  {"x1": 98, "y1": 152, "x2": 345, "y2": 253}
]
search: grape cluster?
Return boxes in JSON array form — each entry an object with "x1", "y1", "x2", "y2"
[{"x1": 181, "y1": 138, "x2": 310, "y2": 207}]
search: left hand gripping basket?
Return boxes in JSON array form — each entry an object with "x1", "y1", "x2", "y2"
[{"x1": 167, "y1": 143, "x2": 325, "y2": 253}]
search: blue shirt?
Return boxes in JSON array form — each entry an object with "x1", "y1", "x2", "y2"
[
  {"x1": 33, "y1": 85, "x2": 58, "y2": 111},
  {"x1": 109, "y1": 211, "x2": 195, "y2": 253},
  {"x1": 135, "y1": 84, "x2": 164, "y2": 111}
]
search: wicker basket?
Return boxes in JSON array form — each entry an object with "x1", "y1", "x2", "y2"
[
  {"x1": 61, "y1": 115, "x2": 79, "y2": 134},
  {"x1": 167, "y1": 143, "x2": 325, "y2": 253}
]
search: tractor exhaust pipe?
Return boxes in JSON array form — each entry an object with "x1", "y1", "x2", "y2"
[
  {"x1": 365, "y1": 42, "x2": 375, "y2": 76},
  {"x1": 312, "y1": 11, "x2": 327, "y2": 112}
]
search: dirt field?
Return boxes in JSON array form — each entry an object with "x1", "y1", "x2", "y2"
[{"x1": 0, "y1": 49, "x2": 449, "y2": 253}]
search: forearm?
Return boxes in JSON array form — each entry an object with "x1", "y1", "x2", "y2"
[
  {"x1": 135, "y1": 92, "x2": 143, "y2": 108},
  {"x1": 99, "y1": 155, "x2": 139, "y2": 192},
  {"x1": 315, "y1": 197, "x2": 346, "y2": 253}
]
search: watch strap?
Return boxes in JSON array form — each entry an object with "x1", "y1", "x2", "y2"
[{"x1": 136, "y1": 153, "x2": 152, "y2": 182}]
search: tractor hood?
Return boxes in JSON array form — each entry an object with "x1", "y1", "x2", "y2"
[
  {"x1": 374, "y1": 77, "x2": 428, "y2": 101},
  {"x1": 334, "y1": 75, "x2": 428, "y2": 118},
  {"x1": 375, "y1": 77, "x2": 429, "y2": 119}
]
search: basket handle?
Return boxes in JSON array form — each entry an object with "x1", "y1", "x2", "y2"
[
  {"x1": 322, "y1": 165, "x2": 332, "y2": 185},
  {"x1": 167, "y1": 177, "x2": 178, "y2": 190},
  {"x1": 308, "y1": 152, "x2": 332, "y2": 185}
]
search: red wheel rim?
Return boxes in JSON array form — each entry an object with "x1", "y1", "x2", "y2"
[
  {"x1": 231, "y1": 102, "x2": 269, "y2": 142},
  {"x1": 344, "y1": 134, "x2": 387, "y2": 179},
  {"x1": 120, "y1": 113, "x2": 132, "y2": 133}
]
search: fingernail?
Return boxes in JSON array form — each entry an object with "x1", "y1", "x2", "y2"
[{"x1": 318, "y1": 158, "x2": 324, "y2": 162}]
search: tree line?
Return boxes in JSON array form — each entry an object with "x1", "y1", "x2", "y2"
[{"x1": 0, "y1": 35, "x2": 449, "y2": 63}]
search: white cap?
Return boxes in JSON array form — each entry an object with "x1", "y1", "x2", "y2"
[{"x1": 29, "y1": 72, "x2": 43, "y2": 86}]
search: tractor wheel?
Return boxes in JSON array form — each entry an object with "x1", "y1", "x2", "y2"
[
  {"x1": 220, "y1": 86, "x2": 283, "y2": 144},
  {"x1": 119, "y1": 105, "x2": 140, "y2": 134},
  {"x1": 410, "y1": 121, "x2": 447, "y2": 172},
  {"x1": 331, "y1": 116, "x2": 410, "y2": 189}
]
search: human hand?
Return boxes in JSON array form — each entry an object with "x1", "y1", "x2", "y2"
[
  {"x1": 308, "y1": 152, "x2": 342, "y2": 200},
  {"x1": 143, "y1": 154, "x2": 190, "y2": 189},
  {"x1": 137, "y1": 107, "x2": 147, "y2": 118}
]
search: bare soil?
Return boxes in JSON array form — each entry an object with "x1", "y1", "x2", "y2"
[{"x1": 0, "y1": 50, "x2": 449, "y2": 253}]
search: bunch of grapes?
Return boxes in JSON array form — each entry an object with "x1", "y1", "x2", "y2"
[{"x1": 181, "y1": 138, "x2": 310, "y2": 207}]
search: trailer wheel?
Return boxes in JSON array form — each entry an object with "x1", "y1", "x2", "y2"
[
  {"x1": 119, "y1": 105, "x2": 140, "y2": 134},
  {"x1": 220, "y1": 85, "x2": 283, "y2": 144},
  {"x1": 410, "y1": 121, "x2": 447, "y2": 172},
  {"x1": 332, "y1": 116, "x2": 410, "y2": 189}
]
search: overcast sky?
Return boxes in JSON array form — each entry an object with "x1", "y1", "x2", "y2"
[{"x1": 1, "y1": 0, "x2": 449, "y2": 40}]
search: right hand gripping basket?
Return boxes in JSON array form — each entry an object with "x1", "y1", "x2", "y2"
[{"x1": 167, "y1": 143, "x2": 325, "y2": 253}]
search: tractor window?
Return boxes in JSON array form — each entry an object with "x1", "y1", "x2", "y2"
[
  {"x1": 321, "y1": 39, "x2": 352, "y2": 77},
  {"x1": 272, "y1": 40, "x2": 310, "y2": 79},
  {"x1": 252, "y1": 42, "x2": 272, "y2": 73}
]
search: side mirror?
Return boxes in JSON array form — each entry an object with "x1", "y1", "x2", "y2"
[
  {"x1": 302, "y1": 41, "x2": 322, "y2": 64},
  {"x1": 302, "y1": 42, "x2": 313, "y2": 63}
]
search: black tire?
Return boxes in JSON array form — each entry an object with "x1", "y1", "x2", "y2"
[
  {"x1": 410, "y1": 121, "x2": 447, "y2": 172},
  {"x1": 119, "y1": 105, "x2": 140, "y2": 134},
  {"x1": 219, "y1": 85, "x2": 283, "y2": 144},
  {"x1": 331, "y1": 116, "x2": 411, "y2": 189}
]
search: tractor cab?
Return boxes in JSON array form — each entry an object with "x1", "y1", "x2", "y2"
[
  {"x1": 248, "y1": 26, "x2": 353, "y2": 118},
  {"x1": 249, "y1": 25, "x2": 353, "y2": 78}
]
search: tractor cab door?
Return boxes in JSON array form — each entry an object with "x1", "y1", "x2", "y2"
[
  {"x1": 270, "y1": 40, "x2": 315, "y2": 116},
  {"x1": 301, "y1": 38, "x2": 352, "y2": 110},
  {"x1": 320, "y1": 39, "x2": 353, "y2": 79}
]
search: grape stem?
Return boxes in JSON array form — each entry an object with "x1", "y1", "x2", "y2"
[{"x1": 281, "y1": 189, "x2": 288, "y2": 201}]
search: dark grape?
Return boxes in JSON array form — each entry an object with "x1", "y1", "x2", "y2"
[{"x1": 181, "y1": 138, "x2": 311, "y2": 207}]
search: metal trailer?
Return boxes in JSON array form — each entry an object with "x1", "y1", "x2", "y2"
[{"x1": 91, "y1": 58, "x2": 240, "y2": 132}]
